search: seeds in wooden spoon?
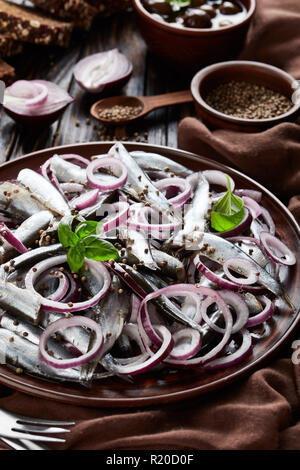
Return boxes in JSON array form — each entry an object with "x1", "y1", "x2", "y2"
[{"x1": 98, "y1": 104, "x2": 143, "y2": 121}]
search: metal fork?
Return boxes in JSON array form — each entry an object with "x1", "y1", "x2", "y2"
[
  {"x1": 0, "y1": 409, "x2": 74, "y2": 443},
  {"x1": 1, "y1": 437, "x2": 49, "y2": 450}
]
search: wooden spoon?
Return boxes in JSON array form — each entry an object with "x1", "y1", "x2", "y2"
[{"x1": 90, "y1": 90, "x2": 193, "y2": 125}]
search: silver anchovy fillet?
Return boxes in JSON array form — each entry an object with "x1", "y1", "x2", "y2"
[
  {"x1": 17, "y1": 169, "x2": 71, "y2": 216},
  {"x1": 0, "y1": 181, "x2": 45, "y2": 219},
  {"x1": 50, "y1": 155, "x2": 87, "y2": 185},
  {"x1": 0, "y1": 281, "x2": 41, "y2": 325},
  {"x1": 130, "y1": 150, "x2": 193, "y2": 177}
]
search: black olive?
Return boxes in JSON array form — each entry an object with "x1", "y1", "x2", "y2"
[
  {"x1": 142, "y1": 0, "x2": 172, "y2": 15},
  {"x1": 183, "y1": 8, "x2": 212, "y2": 28},
  {"x1": 199, "y1": 4, "x2": 217, "y2": 18},
  {"x1": 190, "y1": 0, "x2": 206, "y2": 6},
  {"x1": 219, "y1": 1, "x2": 242, "y2": 15}
]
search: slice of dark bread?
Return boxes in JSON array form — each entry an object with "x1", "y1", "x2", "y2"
[{"x1": 30, "y1": 0, "x2": 97, "y2": 30}]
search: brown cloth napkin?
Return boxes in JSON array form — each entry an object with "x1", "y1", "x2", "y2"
[
  {"x1": 178, "y1": 0, "x2": 300, "y2": 225},
  {"x1": 0, "y1": 0, "x2": 300, "y2": 452}
]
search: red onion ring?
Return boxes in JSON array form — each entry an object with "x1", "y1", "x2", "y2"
[
  {"x1": 246, "y1": 295, "x2": 274, "y2": 327},
  {"x1": 217, "y1": 209, "x2": 252, "y2": 238},
  {"x1": 203, "y1": 329, "x2": 252, "y2": 370},
  {"x1": 235, "y1": 189, "x2": 262, "y2": 202},
  {"x1": 102, "y1": 201, "x2": 130, "y2": 233},
  {"x1": 223, "y1": 257, "x2": 260, "y2": 286},
  {"x1": 47, "y1": 272, "x2": 69, "y2": 302},
  {"x1": 86, "y1": 157, "x2": 127, "y2": 191},
  {"x1": 127, "y1": 204, "x2": 180, "y2": 239},
  {"x1": 203, "y1": 170, "x2": 235, "y2": 192},
  {"x1": 0, "y1": 222, "x2": 27, "y2": 254},
  {"x1": 200, "y1": 290, "x2": 249, "y2": 335},
  {"x1": 260, "y1": 231, "x2": 296, "y2": 266},
  {"x1": 259, "y1": 207, "x2": 275, "y2": 235},
  {"x1": 39, "y1": 316, "x2": 103, "y2": 369},
  {"x1": 72, "y1": 189, "x2": 99, "y2": 210},
  {"x1": 58, "y1": 154, "x2": 90, "y2": 168},
  {"x1": 242, "y1": 196, "x2": 262, "y2": 219},
  {"x1": 154, "y1": 177, "x2": 192, "y2": 208},
  {"x1": 169, "y1": 328, "x2": 202, "y2": 360},
  {"x1": 25, "y1": 256, "x2": 110, "y2": 313}
]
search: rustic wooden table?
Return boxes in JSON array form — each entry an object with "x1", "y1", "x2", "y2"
[{"x1": 0, "y1": 11, "x2": 196, "y2": 163}]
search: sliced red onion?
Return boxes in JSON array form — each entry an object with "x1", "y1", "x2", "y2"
[
  {"x1": 127, "y1": 204, "x2": 180, "y2": 239},
  {"x1": 154, "y1": 177, "x2": 192, "y2": 208},
  {"x1": 102, "y1": 201, "x2": 130, "y2": 233},
  {"x1": 242, "y1": 196, "x2": 262, "y2": 220},
  {"x1": 194, "y1": 255, "x2": 264, "y2": 294},
  {"x1": 57, "y1": 154, "x2": 90, "y2": 168},
  {"x1": 259, "y1": 231, "x2": 296, "y2": 266},
  {"x1": 104, "y1": 325, "x2": 173, "y2": 376},
  {"x1": 25, "y1": 256, "x2": 110, "y2": 313},
  {"x1": 169, "y1": 328, "x2": 202, "y2": 360},
  {"x1": 235, "y1": 189, "x2": 262, "y2": 203},
  {"x1": 129, "y1": 294, "x2": 141, "y2": 323},
  {"x1": 246, "y1": 295, "x2": 274, "y2": 327},
  {"x1": 203, "y1": 329, "x2": 252, "y2": 370},
  {"x1": 203, "y1": 170, "x2": 235, "y2": 192},
  {"x1": 223, "y1": 257, "x2": 260, "y2": 286},
  {"x1": 259, "y1": 207, "x2": 275, "y2": 235},
  {"x1": 71, "y1": 189, "x2": 99, "y2": 210},
  {"x1": 86, "y1": 157, "x2": 128, "y2": 191},
  {"x1": 0, "y1": 222, "x2": 27, "y2": 254},
  {"x1": 201, "y1": 290, "x2": 249, "y2": 335},
  {"x1": 47, "y1": 272, "x2": 69, "y2": 302},
  {"x1": 39, "y1": 316, "x2": 103, "y2": 369},
  {"x1": 74, "y1": 49, "x2": 133, "y2": 94},
  {"x1": 3, "y1": 80, "x2": 74, "y2": 126}
]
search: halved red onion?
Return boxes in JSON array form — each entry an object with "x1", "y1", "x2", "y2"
[
  {"x1": 169, "y1": 328, "x2": 202, "y2": 360},
  {"x1": 259, "y1": 231, "x2": 296, "y2": 266},
  {"x1": 223, "y1": 257, "x2": 260, "y2": 286},
  {"x1": 39, "y1": 316, "x2": 103, "y2": 369},
  {"x1": 25, "y1": 256, "x2": 110, "y2": 312},
  {"x1": 102, "y1": 201, "x2": 130, "y2": 233},
  {"x1": 154, "y1": 177, "x2": 192, "y2": 208},
  {"x1": 3, "y1": 80, "x2": 74, "y2": 126},
  {"x1": 242, "y1": 196, "x2": 262, "y2": 220},
  {"x1": 74, "y1": 49, "x2": 133, "y2": 94},
  {"x1": 194, "y1": 255, "x2": 264, "y2": 294},
  {"x1": 86, "y1": 157, "x2": 128, "y2": 191},
  {"x1": 0, "y1": 222, "x2": 27, "y2": 254},
  {"x1": 203, "y1": 329, "x2": 252, "y2": 370},
  {"x1": 71, "y1": 189, "x2": 99, "y2": 210},
  {"x1": 203, "y1": 170, "x2": 235, "y2": 192},
  {"x1": 104, "y1": 325, "x2": 173, "y2": 376},
  {"x1": 201, "y1": 290, "x2": 249, "y2": 335},
  {"x1": 246, "y1": 295, "x2": 274, "y2": 327}
]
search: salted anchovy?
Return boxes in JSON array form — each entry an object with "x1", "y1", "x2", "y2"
[
  {"x1": 81, "y1": 275, "x2": 130, "y2": 381},
  {"x1": 0, "y1": 181, "x2": 45, "y2": 219},
  {"x1": 151, "y1": 248, "x2": 185, "y2": 281},
  {"x1": 119, "y1": 227, "x2": 158, "y2": 271},
  {"x1": 242, "y1": 293, "x2": 263, "y2": 314},
  {"x1": 0, "y1": 211, "x2": 53, "y2": 263},
  {"x1": 0, "y1": 244, "x2": 63, "y2": 279},
  {"x1": 79, "y1": 191, "x2": 117, "y2": 219},
  {"x1": 50, "y1": 155, "x2": 87, "y2": 185},
  {"x1": 197, "y1": 233, "x2": 290, "y2": 302},
  {"x1": 0, "y1": 329, "x2": 84, "y2": 383},
  {"x1": 0, "y1": 312, "x2": 75, "y2": 361},
  {"x1": 170, "y1": 172, "x2": 211, "y2": 247},
  {"x1": 229, "y1": 239, "x2": 269, "y2": 269},
  {"x1": 40, "y1": 311, "x2": 91, "y2": 355},
  {"x1": 17, "y1": 169, "x2": 70, "y2": 216},
  {"x1": 130, "y1": 150, "x2": 193, "y2": 177},
  {"x1": 109, "y1": 143, "x2": 175, "y2": 216},
  {"x1": 0, "y1": 281, "x2": 41, "y2": 325},
  {"x1": 115, "y1": 264, "x2": 201, "y2": 332}
]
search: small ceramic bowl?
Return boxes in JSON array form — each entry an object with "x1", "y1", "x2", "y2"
[
  {"x1": 132, "y1": 0, "x2": 256, "y2": 71},
  {"x1": 191, "y1": 60, "x2": 300, "y2": 132}
]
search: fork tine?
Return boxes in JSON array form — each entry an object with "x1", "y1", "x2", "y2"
[
  {"x1": 1, "y1": 431, "x2": 66, "y2": 443},
  {"x1": 1, "y1": 438, "x2": 26, "y2": 450},
  {"x1": 16, "y1": 417, "x2": 75, "y2": 426},
  {"x1": 13, "y1": 424, "x2": 70, "y2": 434}
]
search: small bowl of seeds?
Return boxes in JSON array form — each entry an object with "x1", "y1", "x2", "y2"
[{"x1": 191, "y1": 60, "x2": 300, "y2": 132}]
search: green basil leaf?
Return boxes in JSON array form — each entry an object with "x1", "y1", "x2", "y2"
[
  {"x1": 67, "y1": 243, "x2": 85, "y2": 272},
  {"x1": 210, "y1": 175, "x2": 245, "y2": 232},
  {"x1": 82, "y1": 235, "x2": 119, "y2": 261},
  {"x1": 211, "y1": 207, "x2": 245, "y2": 232},
  {"x1": 58, "y1": 215, "x2": 78, "y2": 248},
  {"x1": 75, "y1": 221, "x2": 102, "y2": 239}
]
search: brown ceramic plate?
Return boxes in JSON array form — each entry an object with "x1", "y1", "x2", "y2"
[{"x1": 0, "y1": 142, "x2": 299, "y2": 408}]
